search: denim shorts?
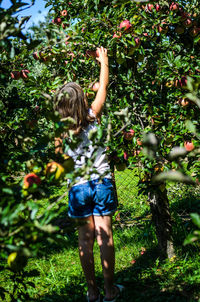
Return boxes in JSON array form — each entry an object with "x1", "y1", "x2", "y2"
[{"x1": 68, "y1": 178, "x2": 117, "y2": 218}]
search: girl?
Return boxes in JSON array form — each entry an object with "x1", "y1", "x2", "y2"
[{"x1": 54, "y1": 47, "x2": 124, "y2": 302}]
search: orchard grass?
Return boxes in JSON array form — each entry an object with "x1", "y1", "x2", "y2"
[{"x1": 1, "y1": 169, "x2": 200, "y2": 302}]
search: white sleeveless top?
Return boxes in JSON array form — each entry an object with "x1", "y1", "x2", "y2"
[{"x1": 64, "y1": 109, "x2": 112, "y2": 186}]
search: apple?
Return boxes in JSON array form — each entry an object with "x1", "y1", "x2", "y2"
[
  {"x1": 178, "y1": 98, "x2": 189, "y2": 107},
  {"x1": 175, "y1": 26, "x2": 185, "y2": 34},
  {"x1": 23, "y1": 172, "x2": 41, "y2": 189},
  {"x1": 92, "y1": 82, "x2": 100, "y2": 92},
  {"x1": 55, "y1": 17, "x2": 62, "y2": 24},
  {"x1": 20, "y1": 69, "x2": 30, "y2": 79},
  {"x1": 86, "y1": 50, "x2": 99, "y2": 58},
  {"x1": 158, "y1": 22, "x2": 168, "y2": 34},
  {"x1": 137, "y1": 138, "x2": 143, "y2": 146},
  {"x1": 62, "y1": 155, "x2": 74, "y2": 173},
  {"x1": 145, "y1": 4, "x2": 154, "y2": 12},
  {"x1": 61, "y1": 10, "x2": 67, "y2": 17},
  {"x1": 10, "y1": 71, "x2": 20, "y2": 80},
  {"x1": 119, "y1": 20, "x2": 132, "y2": 31},
  {"x1": 113, "y1": 32, "x2": 122, "y2": 39},
  {"x1": 184, "y1": 141, "x2": 195, "y2": 152},
  {"x1": 45, "y1": 161, "x2": 65, "y2": 180},
  {"x1": 170, "y1": 2, "x2": 179, "y2": 12},
  {"x1": 7, "y1": 252, "x2": 27, "y2": 272},
  {"x1": 123, "y1": 129, "x2": 135, "y2": 140},
  {"x1": 123, "y1": 151, "x2": 129, "y2": 161},
  {"x1": 189, "y1": 26, "x2": 200, "y2": 37},
  {"x1": 134, "y1": 37, "x2": 141, "y2": 48},
  {"x1": 179, "y1": 76, "x2": 187, "y2": 88},
  {"x1": 32, "y1": 51, "x2": 40, "y2": 60},
  {"x1": 155, "y1": 4, "x2": 161, "y2": 12},
  {"x1": 183, "y1": 18, "x2": 193, "y2": 28}
]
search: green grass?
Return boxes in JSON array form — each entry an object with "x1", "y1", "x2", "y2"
[{"x1": 1, "y1": 168, "x2": 200, "y2": 302}]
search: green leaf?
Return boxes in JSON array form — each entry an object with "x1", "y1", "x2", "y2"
[{"x1": 191, "y1": 213, "x2": 200, "y2": 229}]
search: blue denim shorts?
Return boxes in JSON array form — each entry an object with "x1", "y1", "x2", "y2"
[{"x1": 68, "y1": 178, "x2": 117, "y2": 218}]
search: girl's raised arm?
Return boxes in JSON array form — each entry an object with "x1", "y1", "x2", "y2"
[{"x1": 91, "y1": 47, "x2": 109, "y2": 118}]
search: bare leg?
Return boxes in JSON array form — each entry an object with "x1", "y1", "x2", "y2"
[
  {"x1": 94, "y1": 215, "x2": 118, "y2": 300},
  {"x1": 78, "y1": 216, "x2": 99, "y2": 300}
]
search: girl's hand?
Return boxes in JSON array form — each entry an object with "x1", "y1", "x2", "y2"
[{"x1": 96, "y1": 46, "x2": 108, "y2": 66}]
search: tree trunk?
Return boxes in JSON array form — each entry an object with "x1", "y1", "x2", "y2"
[{"x1": 148, "y1": 183, "x2": 175, "y2": 259}]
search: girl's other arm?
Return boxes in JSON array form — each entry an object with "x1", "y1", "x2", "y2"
[{"x1": 91, "y1": 47, "x2": 109, "y2": 118}]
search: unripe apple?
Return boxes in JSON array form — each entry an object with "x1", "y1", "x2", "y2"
[
  {"x1": 170, "y1": 2, "x2": 179, "y2": 12},
  {"x1": 92, "y1": 82, "x2": 100, "y2": 92},
  {"x1": 45, "y1": 161, "x2": 65, "y2": 180},
  {"x1": 61, "y1": 10, "x2": 67, "y2": 17},
  {"x1": 10, "y1": 71, "x2": 20, "y2": 80},
  {"x1": 184, "y1": 141, "x2": 194, "y2": 152},
  {"x1": 62, "y1": 155, "x2": 74, "y2": 173},
  {"x1": 119, "y1": 20, "x2": 132, "y2": 31},
  {"x1": 23, "y1": 172, "x2": 41, "y2": 189}
]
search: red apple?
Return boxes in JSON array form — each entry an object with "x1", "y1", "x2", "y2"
[
  {"x1": 113, "y1": 32, "x2": 122, "y2": 39},
  {"x1": 20, "y1": 69, "x2": 30, "y2": 79},
  {"x1": 54, "y1": 17, "x2": 62, "y2": 25},
  {"x1": 134, "y1": 37, "x2": 141, "y2": 48},
  {"x1": 183, "y1": 18, "x2": 193, "y2": 28},
  {"x1": 178, "y1": 98, "x2": 189, "y2": 107},
  {"x1": 155, "y1": 4, "x2": 161, "y2": 12},
  {"x1": 179, "y1": 76, "x2": 187, "y2": 88},
  {"x1": 189, "y1": 26, "x2": 200, "y2": 37},
  {"x1": 86, "y1": 50, "x2": 99, "y2": 58},
  {"x1": 145, "y1": 4, "x2": 154, "y2": 12},
  {"x1": 61, "y1": 10, "x2": 67, "y2": 17},
  {"x1": 184, "y1": 141, "x2": 195, "y2": 152},
  {"x1": 92, "y1": 82, "x2": 100, "y2": 92},
  {"x1": 123, "y1": 151, "x2": 129, "y2": 161},
  {"x1": 32, "y1": 51, "x2": 40, "y2": 60},
  {"x1": 137, "y1": 138, "x2": 143, "y2": 146},
  {"x1": 158, "y1": 22, "x2": 168, "y2": 34},
  {"x1": 10, "y1": 71, "x2": 21, "y2": 80},
  {"x1": 23, "y1": 173, "x2": 41, "y2": 189},
  {"x1": 123, "y1": 129, "x2": 135, "y2": 140},
  {"x1": 170, "y1": 2, "x2": 179, "y2": 12},
  {"x1": 119, "y1": 20, "x2": 132, "y2": 31}
]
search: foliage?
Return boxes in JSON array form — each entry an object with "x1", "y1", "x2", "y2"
[{"x1": 1, "y1": 0, "x2": 200, "y2": 299}]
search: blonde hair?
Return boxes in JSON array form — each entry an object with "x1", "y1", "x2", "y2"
[{"x1": 54, "y1": 82, "x2": 95, "y2": 135}]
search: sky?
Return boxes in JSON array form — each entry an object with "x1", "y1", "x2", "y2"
[{"x1": 1, "y1": 0, "x2": 51, "y2": 28}]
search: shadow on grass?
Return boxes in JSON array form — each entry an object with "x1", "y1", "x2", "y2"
[{"x1": 32, "y1": 246, "x2": 199, "y2": 302}]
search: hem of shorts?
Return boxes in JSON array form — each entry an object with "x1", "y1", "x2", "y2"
[{"x1": 68, "y1": 209, "x2": 117, "y2": 219}]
